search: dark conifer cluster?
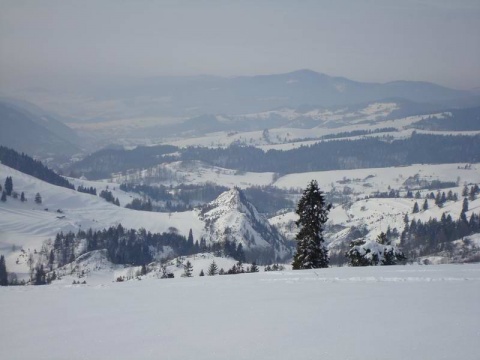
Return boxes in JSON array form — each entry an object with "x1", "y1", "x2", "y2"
[
  {"x1": 401, "y1": 212, "x2": 480, "y2": 258},
  {"x1": 77, "y1": 185, "x2": 97, "y2": 195},
  {"x1": 71, "y1": 134, "x2": 480, "y2": 179},
  {"x1": 125, "y1": 198, "x2": 153, "y2": 211},
  {"x1": 99, "y1": 190, "x2": 120, "y2": 206},
  {"x1": 50, "y1": 225, "x2": 246, "y2": 268}
]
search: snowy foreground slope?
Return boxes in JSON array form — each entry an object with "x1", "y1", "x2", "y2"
[{"x1": 1, "y1": 264, "x2": 479, "y2": 360}]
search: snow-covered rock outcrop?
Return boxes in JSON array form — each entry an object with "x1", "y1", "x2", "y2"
[{"x1": 200, "y1": 188, "x2": 292, "y2": 262}]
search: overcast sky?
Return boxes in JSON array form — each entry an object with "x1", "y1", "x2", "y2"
[{"x1": 1, "y1": 0, "x2": 479, "y2": 91}]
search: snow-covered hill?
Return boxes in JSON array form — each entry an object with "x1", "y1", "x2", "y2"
[
  {"x1": 162, "y1": 105, "x2": 476, "y2": 150},
  {"x1": 0, "y1": 165, "x2": 290, "y2": 280},
  {"x1": 0, "y1": 164, "x2": 204, "y2": 277}
]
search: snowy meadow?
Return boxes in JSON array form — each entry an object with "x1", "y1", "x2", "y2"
[{"x1": 1, "y1": 263, "x2": 479, "y2": 360}]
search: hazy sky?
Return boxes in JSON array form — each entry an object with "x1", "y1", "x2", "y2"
[{"x1": 1, "y1": 0, "x2": 479, "y2": 91}]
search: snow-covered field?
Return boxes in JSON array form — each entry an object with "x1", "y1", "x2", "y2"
[
  {"x1": 111, "y1": 161, "x2": 480, "y2": 193},
  {"x1": 1, "y1": 264, "x2": 479, "y2": 360}
]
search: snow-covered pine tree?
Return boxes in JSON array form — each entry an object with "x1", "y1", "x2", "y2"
[
  {"x1": 345, "y1": 239, "x2": 375, "y2": 266},
  {"x1": 292, "y1": 180, "x2": 332, "y2": 269},
  {"x1": 207, "y1": 260, "x2": 218, "y2": 276},
  {"x1": 345, "y1": 232, "x2": 406, "y2": 266},
  {"x1": 183, "y1": 260, "x2": 193, "y2": 277}
]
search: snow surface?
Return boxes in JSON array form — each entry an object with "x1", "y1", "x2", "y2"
[
  {"x1": 112, "y1": 160, "x2": 275, "y2": 189},
  {"x1": 1, "y1": 264, "x2": 479, "y2": 360},
  {"x1": 274, "y1": 163, "x2": 480, "y2": 193}
]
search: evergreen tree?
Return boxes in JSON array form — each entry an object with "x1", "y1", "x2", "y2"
[
  {"x1": 35, "y1": 192, "x2": 42, "y2": 204},
  {"x1": 412, "y1": 202, "x2": 419, "y2": 213},
  {"x1": 462, "y1": 197, "x2": 469, "y2": 213},
  {"x1": 235, "y1": 243, "x2": 246, "y2": 262},
  {"x1": 422, "y1": 198, "x2": 429, "y2": 211},
  {"x1": 207, "y1": 260, "x2": 218, "y2": 276},
  {"x1": 469, "y1": 186, "x2": 477, "y2": 201},
  {"x1": 187, "y1": 229, "x2": 194, "y2": 254},
  {"x1": 447, "y1": 190, "x2": 454, "y2": 201},
  {"x1": 183, "y1": 260, "x2": 193, "y2": 277},
  {"x1": 1, "y1": 191, "x2": 6, "y2": 202},
  {"x1": 4, "y1": 177, "x2": 13, "y2": 196},
  {"x1": 292, "y1": 180, "x2": 331, "y2": 269},
  {"x1": 200, "y1": 237, "x2": 207, "y2": 252},
  {"x1": 346, "y1": 232, "x2": 406, "y2": 266},
  {"x1": 199, "y1": 269, "x2": 205, "y2": 276},
  {"x1": 441, "y1": 192, "x2": 447, "y2": 204},
  {"x1": 20, "y1": 192, "x2": 26, "y2": 202},
  {"x1": 345, "y1": 239, "x2": 373, "y2": 267},
  {"x1": 34, "y1": 264, "x2": 46, "y2": 285},
  {"x1": 48, "y1": 250, "x2": 55, "y2": 268},
  {"x1": 250, "y1": 261, "x2": 259, "y2": 273},
  {"x1": 0, "y1": 255, "x2": 8, "y2": 286}
]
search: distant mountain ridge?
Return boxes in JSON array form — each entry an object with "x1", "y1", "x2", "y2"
[
  {"x1": 0, "y1": 99, "x2": 80, "y2": 159},
  {"x1": 88, "y1": 69, "x2": 473, "y2": 117}
]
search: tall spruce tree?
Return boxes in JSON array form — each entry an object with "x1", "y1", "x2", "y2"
[
  {"x1": 422, "y1": 198, "x2": 429, "y2": 211},
  {"x1": 34, "y1": 264, "x2": 46, "y2": 285},
  {"x1": 0, "y1": 255, "x2": 8, "y2": 286},
  {"x1": 292, "y1": 180, "x2": 331, "y2": 269},
  {"x1": 412, "y1": 202, "x2": 419, "y2": 213},
  {"x1": 462, "y1": 197, "x2": 469, "y2": 213}
]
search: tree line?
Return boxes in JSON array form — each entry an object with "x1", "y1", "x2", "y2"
[
  {"x1": 0, "y1": 145, "x2": 75, "y2": 189},
  {"x1": 401, "y1": 211, "x2": 480, "y2": 259},
  {"x1": 69, "y1": 134, "x2": 480, "y2": 180},
  {"x1": 50, "y1": 225, "x2": 246, "y2": 269}
]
